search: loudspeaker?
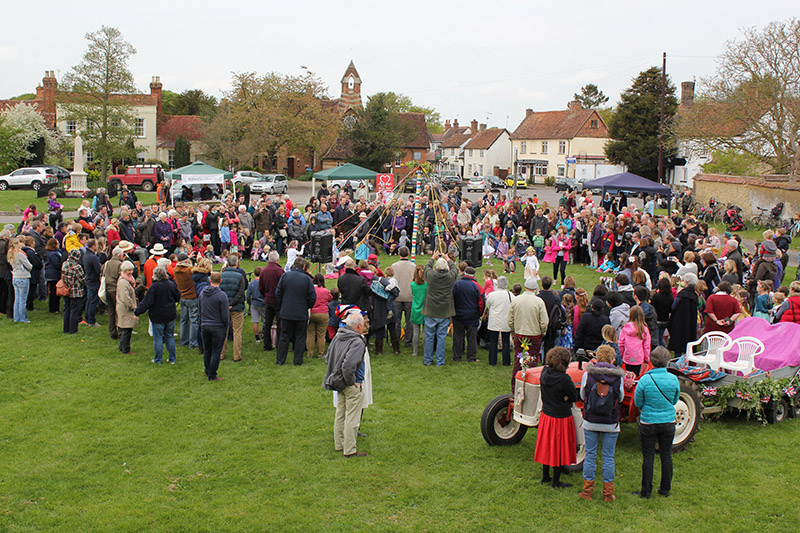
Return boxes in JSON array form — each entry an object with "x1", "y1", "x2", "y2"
[
  {"x1": 460, "y1": 235, "x2": 482, "y2": 268},
  {"x1": 309, "y1": 231, "x2": 333, "y2": 264}
]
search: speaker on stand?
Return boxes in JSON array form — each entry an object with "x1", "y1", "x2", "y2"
[
  {"x1": 309, "y1": 231, "x2": 334, "y2": 266},
  {"x1": 460, "y1": 235, "x2": 482, "y2": 268}
]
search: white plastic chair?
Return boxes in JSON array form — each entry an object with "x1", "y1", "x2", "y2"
[
  {"x1": 719, "y1": 336, "x2": 764, "y2": 376},
  {"x1": 686, "y1": 331, "x2": 732, "y2": 370}
]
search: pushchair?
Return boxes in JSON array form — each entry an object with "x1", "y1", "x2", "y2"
[{"x1": 723, "y1": 205, "x2": 745, "y2": 232}]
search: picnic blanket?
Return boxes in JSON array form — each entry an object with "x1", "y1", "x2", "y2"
[{"x1": 726, "y1": 317, "x2": 800, "y2": 371}]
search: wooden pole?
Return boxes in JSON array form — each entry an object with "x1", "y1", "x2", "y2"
[{"x1": 658, "y1": 52, "x2": 666, "y2": 184}]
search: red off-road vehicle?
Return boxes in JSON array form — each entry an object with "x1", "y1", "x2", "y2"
[{"x1": 108, "y1": 164, "x2": 164, "y2": 193}]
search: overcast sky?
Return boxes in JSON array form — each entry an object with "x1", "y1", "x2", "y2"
[{"x1": 2, "y1": 1, "x2": 794, "y2": 130}]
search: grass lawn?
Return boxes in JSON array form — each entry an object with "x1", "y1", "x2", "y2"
[
  {"x1": 0, "y1": 190, "x2": 157, "y2": 214},
  {"x1": 1, "y1": 257, "x2": 799, "y2": 531}
]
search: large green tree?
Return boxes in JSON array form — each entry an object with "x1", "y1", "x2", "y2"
[
  {"x1": 674, "y1": 18, "x2": 800, "y2": 177},
  {"x1": 573, "y1": 83, "x2": 609, "y2": 108},
  {"x1": 345, "y1": 92, "x2": 415, "y2": 172},
  {"x1": 204, "y1": 71, "x2": 337, "y2": 171},
  {"x1": 0, "y1": 117, "x2": 21, "y2": 174},
  {"x1": 605, "y1": 67, "x2": 678, "y2": 181},
  {"x1": 61, "y1": 26, "x2": 138, "y2": 180},
  {"x1": 376, "y1": 91, "x2": 443, "y2": 133},
  {"x1": 1, "y1": 103, "x2": 59, "y2": 168},
  {"x1": 162, "y1": 89, "x2": 218, "y2": 116}
]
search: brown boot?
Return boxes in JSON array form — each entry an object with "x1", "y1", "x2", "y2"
[
  {"x1": 391, "y1": 339, "x2": 400, "y2": 355},
  {"x1": 375, "y1": 338, "x2": 384, "y2": 355},
  {"x1": 602, "y1": 481, "x2": 616, "y2": 502},
  {"x1": 578, "y1": 479, "x2": 594, "y2": 500}
]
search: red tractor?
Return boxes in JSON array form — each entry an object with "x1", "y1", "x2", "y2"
[{"x1": 480, "y1": 356, "x2": 703, "y2": 469}]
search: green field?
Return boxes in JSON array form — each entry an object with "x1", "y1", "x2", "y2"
[
  {"x1": 1, "y1": 257, "x2": 798, "y2": 531},
  {"x1": 0, "y1": 190, "x2": 157, "y2": 215}
]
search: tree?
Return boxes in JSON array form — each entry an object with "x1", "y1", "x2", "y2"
[
  {"x1": 701, "y1": 149, "x2": 760, "y2": 176},
  {"x1": 573, "y1": 83, "x2": 609, "y2": 109},
  {"x1": 374, "y1": 91, "x2": 443, "y2": 133},
  {"x1": 174, "y1": 135, "x2": 191, "y2": 168},
  {"x1": 61, "y1": 26, "x2": 138, "y2": 181},
  {"x1": 1, "y1": 103, "x2": 59, "y2": 168},
  {"x1": 345, "y1": 92, "x2": 415, "y2": 171},
  {"x1": 203, "y1": 71, "x2": 338, "y2": 171},
  {"x1": 674, "y1": 19, "x2": 800, "y2": 177},
  {"x1": 0, "y1": 117, "x2": 21, "y2": 174},
  {"x1": 162, "y1": 89, "x2": 218, "y2": 116},
  {"x1": 605, "y1": 67, "x2": 678, "y2": 181}
]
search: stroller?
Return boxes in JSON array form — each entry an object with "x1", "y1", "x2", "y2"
[
  {"x1": 724, "y1": 205, "x2": 745, "y2": 231},
  {"x1": 771, "y1": 202, "x2": 785, "y2": 220}
]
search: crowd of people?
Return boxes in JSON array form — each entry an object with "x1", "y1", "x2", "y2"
[{"x1": 2, "y1": 178, "x2": 798, "y2": 482}]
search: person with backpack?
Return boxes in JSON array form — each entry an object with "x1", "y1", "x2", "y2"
[{"x1": 578, "y1": 345, "x2": 625, "y2": 502}]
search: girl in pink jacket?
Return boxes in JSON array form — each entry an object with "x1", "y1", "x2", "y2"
[{"x1": 619, "y1": 305, "x2": 651, "y2": 376}]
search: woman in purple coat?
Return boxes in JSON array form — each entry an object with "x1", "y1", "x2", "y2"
[{"x1": 391, "y1": 209, "x2": 406, "y2": 241}]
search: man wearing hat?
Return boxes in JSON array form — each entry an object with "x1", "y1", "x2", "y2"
[
  {"x1": 144, "y1": 243, "x2": 167, "y2": 288},
  {"x1": 422, "y1": 252, "x2": 458, "y2": 366},
  {"x1": 508, "y1": 277, "x2": 549, "y2": 384}
]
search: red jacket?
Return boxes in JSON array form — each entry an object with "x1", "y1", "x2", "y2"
[{"x1": 779, "y1": 295, "x2": 800, "y2": 324}]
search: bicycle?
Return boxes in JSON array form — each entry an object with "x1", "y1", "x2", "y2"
[
  {"x1": 750, "y1": 205, "x2": 782, "y2": 229},
  {"x1": 787, "y1": 213, "x2": 800, "y2": 238}
]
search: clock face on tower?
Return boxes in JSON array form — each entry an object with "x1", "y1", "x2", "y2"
[
  {"x1": 343, "y1": 114, "x2": 356, "y2": 128},
  {"x1": 348, "y1": 75, "x2": 355, "y2": 91}
]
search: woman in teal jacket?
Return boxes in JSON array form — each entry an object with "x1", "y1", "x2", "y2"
[{"x1": 633, "y1": 346, "x2": 679, "y2": 499}]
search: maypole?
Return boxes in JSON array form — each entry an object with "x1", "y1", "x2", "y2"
[{"x1": 410, "y1": 169, "x2": 423, "y2": 263}]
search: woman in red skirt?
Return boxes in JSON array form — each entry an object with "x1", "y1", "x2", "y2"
[{"x1": 535, "y1": 347, "x2": 578, "y2": 488}]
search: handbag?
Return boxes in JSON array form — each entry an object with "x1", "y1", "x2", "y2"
[
  {"x1": 278, "y1": 228, "x2": 288, "y2": 239},
  {"x1": 56, "y1": 278, "x2": 69, "y2": 297},
  {"x1": 98, "y1": 263, "x2": 107, "y2": 304}
]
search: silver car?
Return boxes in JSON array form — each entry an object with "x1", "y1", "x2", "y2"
[
  {"x1": 250, "y1": 174, "x2": 289, "y2": 194},
  {"x1": 232, "y1": 170, "x2": 263, "y2": 186},
  {"x1": 466, "y1": 176, "x2": 486, "y2": 192},
  {"x1": 0, "y1": 167, "x2": 58, "y2": 191}
]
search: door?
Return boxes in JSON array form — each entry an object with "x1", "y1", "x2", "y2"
[
  {"x1": 9, "y1": 169, "x2": 26, "y2": 186},
  {"x1": 287, "y1": 157, "x2": 295, "y2": 178}
]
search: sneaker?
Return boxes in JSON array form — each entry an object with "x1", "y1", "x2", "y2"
[
  {"x1": 152, "y1": 360, "x2": 162, "y2": 365},
  {"x1": 169, "y1": 360, "x2": 176, "y2": 365},
  {"x1": 208, "y1": 376, "x2": 224, "y2": 381},
  {"x1": 343, "y1": 451, "x2": 368, "y2": 458}
]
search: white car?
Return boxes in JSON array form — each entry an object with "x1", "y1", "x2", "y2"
[
  {"x1": 232, "y1": 170, "x2": 263, "y2": 186},
  {"x1": 250, "y1": 174, "x2": 289, "y2": 194},
  {"x1": 466, "y1": 176, "x2": 486, "y2": 192},
  {"x1": 0, "y1": 167, "x2": 58, "y2": 191},
  {"x1": 326, "y1": 179, "x2": 374, "y2": 191}
]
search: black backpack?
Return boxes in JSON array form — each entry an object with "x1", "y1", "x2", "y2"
[{"x1": 585, "y1": 379, "x2": 616, "y2": 418}]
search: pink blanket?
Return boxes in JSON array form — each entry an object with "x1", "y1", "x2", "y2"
[{"x1": 725, "y1": 317, "x2": 800, "y2": 371}]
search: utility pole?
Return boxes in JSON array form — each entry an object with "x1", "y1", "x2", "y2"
[{"x1": 658, "y1": 52, "x2": 666, "y2": 184}]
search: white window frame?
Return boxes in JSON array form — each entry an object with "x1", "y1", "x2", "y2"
[
  {"x1": 135, "y1": 118, "x2": 145, "y2": 138},
  {"x1": 168, "y1": 150, "x2": 175, "y2": 168},
  {"x1": 468, "y1": 149, "x2": 473, "y2": 157},
  {"x1": 480, "y1": 149, "x2": 485, "y2": 158},
  {"x1": 541, "y1": 141, "x2": 548, "y2": 154},
  {"x1": 65, "y1": 120, "x2": 76, "y2": 135},
  {"x1": 559, "y1": 141, "x2": 566, "y2": 154},
  {"x1": 557, "y1": 164, "x2": 565, "y2": 177},
  {"x1": 520, "y1": 141, "x2": 527, "y2": 154},
  {"x1": 413, "y1": 151, "x2": 421, "y2": 160},
  {"x1": 86, "y1": 152, "x2": 94, "y2": 163}
]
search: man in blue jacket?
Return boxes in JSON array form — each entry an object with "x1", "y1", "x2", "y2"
[
  {"x1": 199, "y1": 272, "x2": 229, "y2": 381},
  {"x1": 451, "y1": 266, "x2": 485, "y2": 363},
  {"x1": 83, "y1": 238, "x2": 102, "y2": 327},
  {"x1": 219, "y1": 255, "x2": 247, "y2": 362},
  {"x1": 134, "y1": 265, "x2": 180, "y2": 364},
  {"x1": 276, "y1": 258, "x2": 316, "y2": 366}
]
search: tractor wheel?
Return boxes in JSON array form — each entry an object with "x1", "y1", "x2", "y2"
[
  {"x1": 765, "y1": 397, "x2": 789, "y2": 424},
  {"x1": 673, "y1": 376, "x2": 702, "y2": 452},
  {"x1": 789, "y1": 394, "x2": 800, "y2": 418},
  {"x1": 141, "y1": 180, "x2": 154, "y2": 192},
  {"x1": 481, "y1": 394, "x2": 527, "y2": 446}
]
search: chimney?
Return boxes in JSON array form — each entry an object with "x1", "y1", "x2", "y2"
[
  {"x1": 479, "y1": 123, "x2": 486, "y2": 131},
  {"x1": 41, "y1": 70, "x2": 58, "y2": 128},
  {"x1": 569, "y1": 100, "x2": 581, "y2": 110},
  {"x1": 471, "y1": 119, "x2": 478, "y2": 132},
  {"x1": 525, "y1": 108, "x2": 533, "y2": 117},
  {"x1": 150, "y1": 76, "x2": 163, "y2": 118},
  {"x1": 453, "y1": 119, "x2": 459, "y2": 128},
  {"x1": 445, "y1": 119, "x2": 451, "y2": 131},
  {"x1": 681, "y1": 81, "x2": 695, "y2": 107}
]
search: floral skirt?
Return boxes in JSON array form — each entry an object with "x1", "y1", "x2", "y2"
[{"x1": 534, "y1": 413, "x2": 576, "y2": 467}]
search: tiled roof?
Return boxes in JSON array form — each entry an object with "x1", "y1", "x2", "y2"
[
  {"x1": 55, "y1": 91, "x2": 158, "y2": 106},
  {"x1": 440, "y1": 126, "x2": 469, "y2": 142},
  {"x1": 694, "y1": 173, "x2": 800, "y2": 191},
  {"x1": 398, "y1": 112, "x2": 430, "y2": 148},
  {"x1": 440, "y1": 133, "x2": 472, "y2": 149},
  {"x1": 510, "y1": 108, "x2": 608, "y2": 140},
  {"x1": 158, "y1": 115, "x2": 205, "y2": 147},
  {"x1": 464, "y1": 128, "x2": 506, "y2": 150},
  {"x1": 0, "y1": 99, "x2": 41, "y2": 113}
]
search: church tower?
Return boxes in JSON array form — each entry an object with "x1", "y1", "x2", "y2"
[{"x1": 338, "y1": 60, "x2": 363, "y2": 114}]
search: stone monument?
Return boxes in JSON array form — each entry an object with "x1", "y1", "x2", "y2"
[{"x1": 68, "y1": 131, "x2": 89, "y2": 196}]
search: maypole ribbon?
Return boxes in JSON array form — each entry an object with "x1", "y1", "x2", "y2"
[{"x1": 411, "y1": 169, "x2": 422, "y2": 263}]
